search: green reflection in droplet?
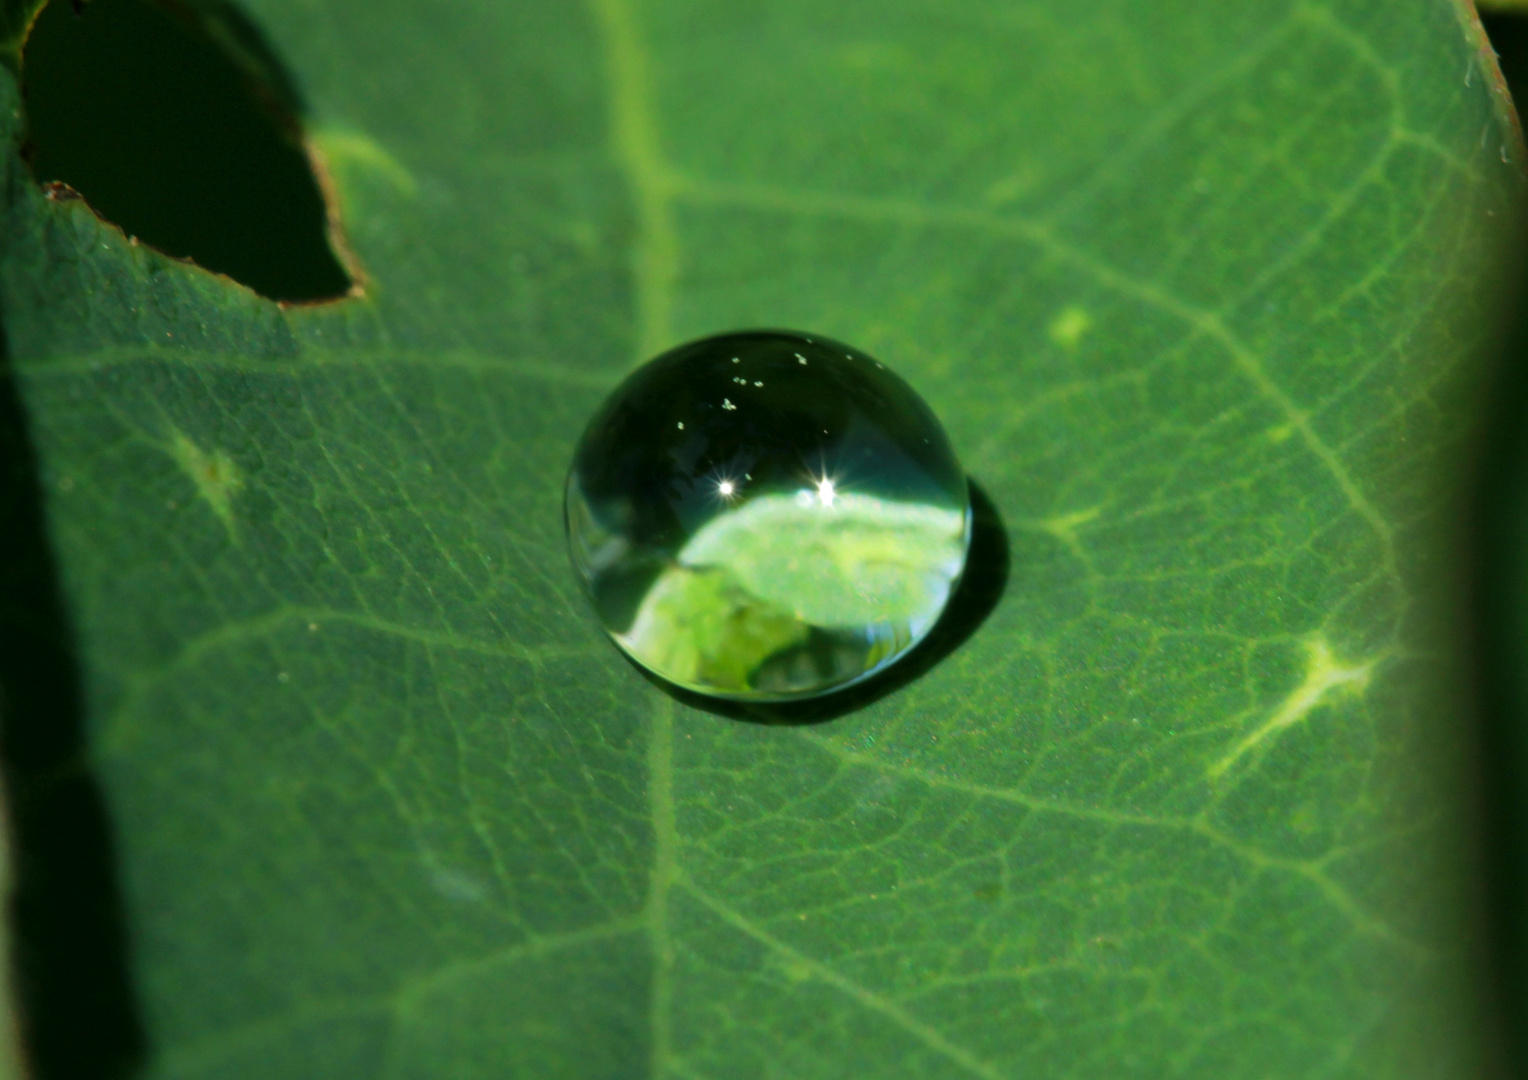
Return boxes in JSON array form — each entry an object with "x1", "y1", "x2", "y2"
[{"x1": 566, "y1": 330, "x2": 971, "y2": 702}]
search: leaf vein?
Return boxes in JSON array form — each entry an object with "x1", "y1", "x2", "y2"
[
  {"x1": 154, "y1": 915, "x2": 645, "y2": 1076},
  {"x1": 672, "y1": 174, "x2": 1401, "y2": 597},
  {"x1": 798, "y1": 733, "x2": 1425, "y2": 955},
  {"x1": 13, "y1": 344, "x2": 621, "y2": 388},
  {"x1": 680, "y1": 879, "x2": 1009, "y2": 1080},
  {"x1": 94, "y1": 604, "x2": 600, "y2": 758}
]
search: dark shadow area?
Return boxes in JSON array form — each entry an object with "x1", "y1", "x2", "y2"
[
  {"x1": 635, "y1": 479, "x2": 1010, "y2": 726},
  {"x1": 1476, "y1": 12, "x2": 1528, "y2": 1078},
  {"x1": 1475, "y1": 294, "x2": 1528, "y2": 1080},
  {"x1": 20, "y1": 0, "x2": 350, "y2": 302},
  {"x1": 0, "y1": 328, "x2": 147, "y2": 1074}
]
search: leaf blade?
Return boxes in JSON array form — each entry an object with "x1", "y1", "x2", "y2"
[{"x1": 0, "y1": 0, "x2": 1522, "y2": 1076}]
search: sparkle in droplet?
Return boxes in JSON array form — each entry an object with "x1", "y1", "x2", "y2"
[{"x1": 565, "y1": 329, "x2": 970, "y2": 702}]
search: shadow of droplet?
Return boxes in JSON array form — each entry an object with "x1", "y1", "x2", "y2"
[{"x1": 631, "y1": 479, "x2": 1010, "y2": 725}]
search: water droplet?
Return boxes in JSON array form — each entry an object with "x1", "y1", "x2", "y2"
[{"x1": 565, "y1": 330, "x2": 971, "y2": 701}]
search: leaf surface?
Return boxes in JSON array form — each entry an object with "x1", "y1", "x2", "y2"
[{"x1": 0, "y1": 0, "x2": 1522, "y2": 1076}]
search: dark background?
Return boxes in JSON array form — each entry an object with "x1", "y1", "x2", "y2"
[{"x1": 1475, "y1": 8, "x2": 1528, "y2": 1079}]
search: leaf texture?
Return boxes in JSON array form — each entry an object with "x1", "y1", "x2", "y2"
[{"x1": 0, "y1": 0, "x2": 1523, "y2": 1076}]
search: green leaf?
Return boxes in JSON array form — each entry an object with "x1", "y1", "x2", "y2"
[{"x1": 0, "y1": 0, "x2": 1522, "y2": 1077}]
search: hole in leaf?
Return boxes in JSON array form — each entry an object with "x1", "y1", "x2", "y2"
[{"x1": 20, "y1": 0, "x2": 352, "y2": 303}]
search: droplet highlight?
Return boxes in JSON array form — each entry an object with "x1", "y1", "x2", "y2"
[{"x1": 565, "y1": 330, "x2": 971, "y2": 701}]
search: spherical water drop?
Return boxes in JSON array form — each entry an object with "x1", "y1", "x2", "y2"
[{"x1": 565, "y1": 330, "x2": 971, "y2": 702}]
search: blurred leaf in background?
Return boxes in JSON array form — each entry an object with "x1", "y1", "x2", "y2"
[{"x1": 0, "y1": 0, "x2": 1523, "y2": 1078}]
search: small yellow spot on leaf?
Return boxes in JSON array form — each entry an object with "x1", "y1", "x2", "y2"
[
  {"x1": 1210, "y1": 636, "x2": 1379, "y2": 778},
  {"x1": 1048, "y1": 306, "x2": 1092, "y2": 350},
  {"x1": 168, "y1": 431, "x2": 244, "y2": 542},
  {"x1": 1039, "y1": 505, "x2": 1102, "y2": 551},
  {"x1": 779, "y1": 956, "x2": 815, "y2": 983}
]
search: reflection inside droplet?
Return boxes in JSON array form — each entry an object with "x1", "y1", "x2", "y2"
[{"x1": 565, "y1": 329, "x2": 971, "y2": 702}]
